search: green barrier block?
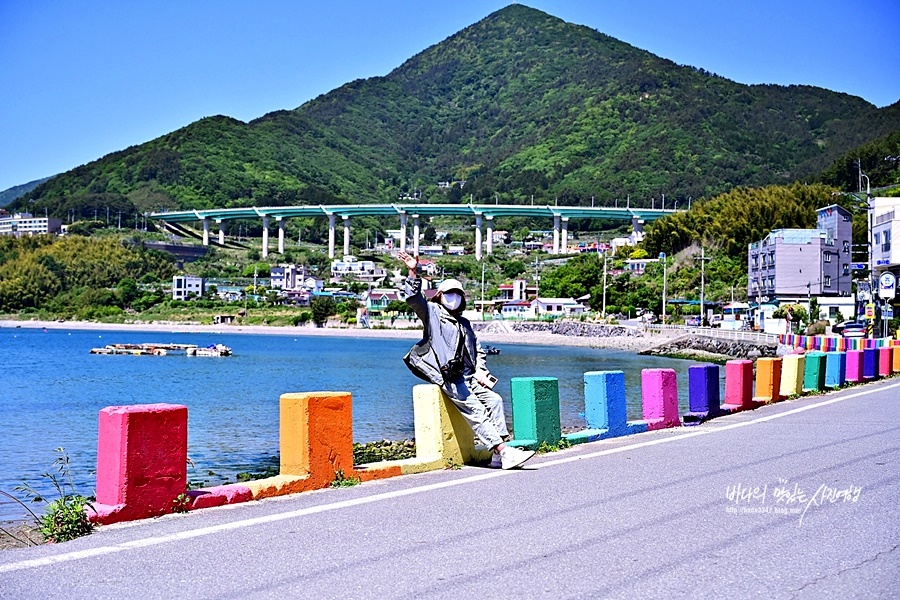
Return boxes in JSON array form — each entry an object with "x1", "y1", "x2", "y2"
[
  {"x1": 802, "y1": 351, "x2": 826, "y2": 393},
  {"x1": 510, "y1": 377, "x2": 560, "y2": 448}
]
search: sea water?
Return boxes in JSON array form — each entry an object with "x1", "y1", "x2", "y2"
[{"x1": 0, "y1": 327, "x2": 715, "y2": 522}]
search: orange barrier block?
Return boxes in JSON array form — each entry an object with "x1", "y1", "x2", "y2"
[
  {"x1": 752, "y1": 357, "x2": 782, "y2": 403},
  {"x1": 893, "y1": 346, "x2": 900, "y2": 374}
]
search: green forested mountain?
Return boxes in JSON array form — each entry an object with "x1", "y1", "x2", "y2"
[
  {"x1": 0, "y1": 177, "x2": 50, "y2": 207},
  {"x1": 10, "y1": 4, "x2": 900, "y2": 222}
]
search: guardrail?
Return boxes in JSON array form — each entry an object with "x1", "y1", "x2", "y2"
[{"x1": 647, "y1": 325, "x2": 778, "y2": 344}]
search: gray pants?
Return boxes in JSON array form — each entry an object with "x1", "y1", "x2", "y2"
[{"x1": 444, "y1": 375, "x2": 509, "y2": 448}]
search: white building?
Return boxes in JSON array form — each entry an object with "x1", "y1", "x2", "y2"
[
  {"x1": 532, "y1": 297, "x2": 585, "y2": 317},
  {"x1": 330, "y1": 256, "x2": 388, "y2": 284},
  {"x1": 0, "y1": 213, "x2": 62, "y2": 237},
  {"x1": 270, "y1": 264, "x2": 313, "y2": 290},
  {"x1": 872, "y1": 196, "x2": 900, "y2": 283},
  {"x1": 172, "y1": 276, "x2": 205, "y2": 300}
]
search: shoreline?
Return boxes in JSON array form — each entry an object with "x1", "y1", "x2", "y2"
[{"x1": 1, "y1": 318, "x2": 665, "y2": 353}]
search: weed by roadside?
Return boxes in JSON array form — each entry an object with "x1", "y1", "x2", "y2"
[{"x1": 1, "y1": 448, "x2": 95, "y2": 545}]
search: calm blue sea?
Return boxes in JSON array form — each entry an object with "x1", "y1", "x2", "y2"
[{"x1": 0, "y1": 327, "x2": 718, "y2": 522}]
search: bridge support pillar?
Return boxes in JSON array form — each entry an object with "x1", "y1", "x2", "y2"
[
  {"x1": 261, "y1": 216, "x2": 270, "y2": 258},
  {"x1": 552, "y1": 215, "x2": 560, "y2": 254},
  {"x1": 485, "y1": 216, "x2": 494, "y2": 255},
  {"x1": 413, "y1": 215, "x2": 420, "y2": 257},
  {"x1": 399, "y1": 213, "x2": 407, "y2": 253},
  {"x1": 560, "y1": 217, "x2": 569, "y2": 254},
  {"x1": 216, "y1": 219, "x2": 225, "y2": 245},
  {"x1": 328, "y1": 214, "x2": 336, "y2": 259},
  {"x1": 202, "y1": 218, "x2": 210, "y2": 246},
  {"x1": 343, "y1": 215, "x2": 351, "y2": 258},
  {"x1": 277, "y1": 218, "x2": 285, "y2": 254},
  {"x1": 475, "y1": 214, "x2": 483, "y2": 261}
]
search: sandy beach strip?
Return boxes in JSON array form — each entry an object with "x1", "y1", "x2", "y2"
[{"x1": 1, "y1": 319, "x2": 664, "y2": 353}]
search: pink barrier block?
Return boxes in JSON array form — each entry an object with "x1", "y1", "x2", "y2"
[
  {"x1": 90, "y1": 403, "x2": 188, "y2": 525},
  {"x1": 878, "y1": 347, "x2": 892, "y2": 378},
  {"x1": 641, "y1": 368, "x2": 681, "y2": 430},
  {"x1": 188, "y1": 485, "x2": 253, "y2": 510},
  {"x1": 845, "y1": 350, "x2": 864, "y2": 384},
  {"x1": 722, "y1": 360, "x2": 759, "y2": 412}
]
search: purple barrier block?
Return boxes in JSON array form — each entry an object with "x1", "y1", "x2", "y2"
[
  {"x1": 565, "y1": 371, "x2": 647, "y2": 444},
  {"x1": 845, "y1": 350, "x2": 863, "y2": 383},
  {"x1": 878, "y1": 347, "x2": 892, "y2": 378},
  {"x1": 641, "y1": 368, "x2": 681, "y2": 430},
  {"x1": 863, "y1": 348, "x2": 878, "y2": 380},
  {"x1": 683, "y1": 364, "x2": 720, "y2": 426}
]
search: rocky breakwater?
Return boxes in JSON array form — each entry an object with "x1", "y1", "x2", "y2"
[{"x1": 640, "y1": 333, "x2": 777, "y2": 362}]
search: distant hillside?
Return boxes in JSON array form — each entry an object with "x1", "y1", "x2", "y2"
[
  {"x1": 11, "y1": 4, "x2": 900, "y2": 224},
  {"x1": 0, "y1": 176, "x2": 51, "y2": 207}
]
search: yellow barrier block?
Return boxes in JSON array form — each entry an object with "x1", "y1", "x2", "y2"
[
  {"x1": 779, "y1": 354, "x2": 805, "y2": 398},
  {"x1": 893, "y1": 346, "x2": 900, "y2": 374},
  {"x1": 753, "y1": 357, "x2": 782, "y2": 403},
  {"x1": 412, "y1": 384, "x2": 492, "y2": 467}
]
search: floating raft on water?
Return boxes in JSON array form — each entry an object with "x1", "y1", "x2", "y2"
[{"x1": 89, "y1": 343, "x2": 232, "y2": 357}]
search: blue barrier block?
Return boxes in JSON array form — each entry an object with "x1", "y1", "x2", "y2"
[
  {"x1": 565, "y1": 371, "x2": 647, "y2": 444},
  {"x1": 824, "y1": 352, "x2": 846, "y2": 389}
]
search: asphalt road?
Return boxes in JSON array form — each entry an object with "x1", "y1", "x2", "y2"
[{"x1": 1, "y1": 379, "x2": 898, "y2": 599}]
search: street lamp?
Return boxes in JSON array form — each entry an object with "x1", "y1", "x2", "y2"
[{"x1": 659, "y1": 252, "x2": 667, "y2": 324}]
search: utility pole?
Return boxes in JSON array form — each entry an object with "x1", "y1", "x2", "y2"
[
  {"x1": 602, "y1": 252, "x2": 608, "y2": 318},
  {"x1": 660, "y1": 252, "x2": 667, "y2": 324}
]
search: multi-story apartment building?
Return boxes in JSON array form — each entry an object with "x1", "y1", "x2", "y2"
[{"x1": 748, "y1": 204, "x2": 852, "y2": 303}]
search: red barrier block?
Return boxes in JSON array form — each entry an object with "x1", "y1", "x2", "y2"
[
  {"x1": 878, "y1": 347, "x2": 892, "y2": 378},
  {"x1": 90, "y1": 404, "x2": 188, "y2": 524},
  {"x1": 722, "y1": 360, "x2": 761, "y2": 413}
]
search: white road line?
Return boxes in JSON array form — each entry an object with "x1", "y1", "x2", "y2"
[{"x1": 1, "y1": 380, "x2": 896, "y2": 574}]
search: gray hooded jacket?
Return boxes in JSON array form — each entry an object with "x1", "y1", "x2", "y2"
[{"x1": 402, "y1": 277, "x2": 486, "y2": 386}]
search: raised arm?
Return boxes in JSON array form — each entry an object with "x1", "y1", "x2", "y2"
[{"x1": 398, "y1": 251, "x2": 430, "y2": 324}]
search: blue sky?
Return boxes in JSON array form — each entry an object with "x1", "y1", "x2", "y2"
[{"x1": 1, "y1": 0, "x2": 898, "y2": 193}]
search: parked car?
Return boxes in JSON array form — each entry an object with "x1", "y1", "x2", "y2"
[
  {"x1": 833, "y1": 321, "x2": 867, "y2": 338},
  {"x1": 685, "y1": 316, "x2": 701, "y2": 327},
  {"x1": 709, "y1": 314, "x2": 722, "y2": 328}
]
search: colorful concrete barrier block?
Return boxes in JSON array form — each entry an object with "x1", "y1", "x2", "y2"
[
  {"x1": 753, "y1": 357, "x2": 782, "y2": 403},
  {"x1": 824, "y1": 352, "x2": 846, "y2": 389},
  {"x1": 510, "y1": 377, "x2": 560, "y2": 449},
  {"x1": 640, "y1": 368, "x2": 681, "y2": 430},
  {"x1": 802, "y1": 352, "x2": 826, "y2": 393},
  {"x1": 90, "y1": 403, "x2": 188, "y2": 525},
  {"x1": 683, "y1": 364, "x2": 720, "y2": 426},
  {"x1": 779, "y1": 354, "x2": 805, "y2": 398},
  {"x1": 721, "y1": 360, "x2": 760, "y2": 413},
  {"x1": 565, "y1": 371, "x2": 647, "y2": 444},
  {"x1": 845, "y1": 350, "x2": 864, "y2": 383},
  {"x1": 893, "y1": 346, "x2": 900, "y2": 374},
  {"x1": 863, "y1": 348, "x2": 878, "y2": 380},
  {"x1": 878, "y1": 347, "x2": 892, "y2": 378}
]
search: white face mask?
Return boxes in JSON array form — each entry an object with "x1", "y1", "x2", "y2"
[{"x1": 441, "y1": 292, "x2": 463, "y2": 311}]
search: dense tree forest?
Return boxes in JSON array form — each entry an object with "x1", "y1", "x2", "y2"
[
  {"x1": 8, "y1": 5, "x2": 900, "y2": 226},
  {"x1": 0, "y1": 235, "x2": 176, "y2": 316}
]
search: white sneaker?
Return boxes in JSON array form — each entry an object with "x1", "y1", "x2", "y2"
[
  {"x1": 489, "y1": 452, "x2": 502, "y2": 468},
  {"x1": 500, "y1": 446, "x2": 536, "y2": 470}
]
